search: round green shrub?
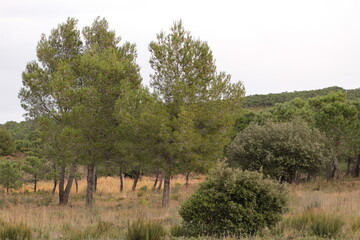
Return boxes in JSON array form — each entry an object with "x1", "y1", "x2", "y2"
[{"x1": 178, "y1": 162, "x2": 288, "y2": 237}]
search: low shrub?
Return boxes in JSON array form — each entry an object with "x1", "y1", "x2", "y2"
[
  {"x1": 178, "y1": 162, "x2": 288, "y2": 237},
  {"x1": 0, "y1": 223, "x2": 32, "y2": 240},
  {"x1": 126, "y1": 219, "x2": 165, "y2": 240}
]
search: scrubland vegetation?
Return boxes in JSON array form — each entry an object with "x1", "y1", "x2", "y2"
[
  {"x1": 1, "y1": 176, "x2": 360, "y2": 239},
  {"x1": 0, "y1": 16, "x2": 360, "y2": 239}
]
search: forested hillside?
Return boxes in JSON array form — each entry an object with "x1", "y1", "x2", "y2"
[{"x1": 243, "y1": 86, "x2": 360, "y2": 108}]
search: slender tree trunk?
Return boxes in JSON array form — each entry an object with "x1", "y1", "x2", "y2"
[
  {"x1": 132, "y1": 174, "x2": 139, "y2": 191},
  {"x1": 34, "y1": 175, "x2": 37, "y2": 193},
  {"x1": 119, "y1": 165, "x2": 124, "y2": 192},
  {"x1": 94, "y1": 169, "x2": 98, "y2": 192},
  {"x1": 52, "y1": 179, "x2": 57, "y2": 194},
  {"x1": 86, "y1": 164, "x2": 95, "y2": 207},
  {"x1": 153, "y1": 173, "x2": 159, "y2": 189},
  {"x1": 59, "y1": 166, "x2": 66, "y2": 204},
  {"x1": 331, "y1": 157, "x2": 340, "y2": 180},
  {"x1": 157, "y1": 176, "x2": 163, "y2": 191},
  {"x1": 295, "y1": 171, "x2": 300, "y2": 184},
  {"x1": 75, "y1": 178, "x2": 78, "y2": 193},
  {"x1": 62, "y1": 164, "x2": 76, "y2": 205},
  {"x1": 346, "y1": 157, "x2": 352, "y2": 176},
  {"x1": 6, "y1": 186, "x2": 9, "y2": 193},
  {"x1": 52, "y1": 163, "x2": 57, "y2": 194},
  {"x1": 185, "y1": 172, "x2": 190, "y2": 187},
  {"x1": 354, "y1": 154, "x2": 360, "y2": 178},
  {"x1": 162, "y1": 175, "x2": 171, "y2": 207}
]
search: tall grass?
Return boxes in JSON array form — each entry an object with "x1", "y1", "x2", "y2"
[
  {"x1": 0, "y1": 223, "x2": 32, "y2": 240},
  {"x1": 286, "y1": 210, "x2": 345, "y2": 238},
  {"x1": 126, "y1": 219, "x2": 165, "y2": 240}
]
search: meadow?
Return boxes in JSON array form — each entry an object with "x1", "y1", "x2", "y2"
[{"x1": 1, "y1": 176, "x2": 360, "y2": 240}]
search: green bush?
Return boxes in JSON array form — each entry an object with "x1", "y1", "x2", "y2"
[
  {"x1": 0, "y1": 223, "x2": 32, "y2": 240},
  {"x1": 126, "y1": 219, "x2": 165, "y2": 240},
  {"x1": 178, "y1": 162, "x2": 288, "y2": 237}
]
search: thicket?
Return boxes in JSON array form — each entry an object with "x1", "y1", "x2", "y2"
[{"x1": 178, "y1": 163, "x2": 288, "y2": 237}]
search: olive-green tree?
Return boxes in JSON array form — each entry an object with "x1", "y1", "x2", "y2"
[
  {"x1": 149, "y1": 20, "x2": 244, "y2": 207},
  {"x1": 227, "y1": 121, "x2": 331, "y2": 183},
  {"x1": 23, "y1": 156, "x2": 49, "y2": 192},
  {"x1": 0, "y1": 128, "x2": 15, "y2": 156},
  {"x1": 115, "y1": 82, "x2": 170, "y2": 191},
  {"x1": 0, "y1": 160, "x2": 22, "y2": 193},
  {"x1": 19, "y1": 18, "x2": 83, "y2": 204},
  {"x1": 309, "y1": 91, "x2": 359, "y2": 179},
  {"x1": 20, "y1": 17, "x2": 141, "y2": 206}
]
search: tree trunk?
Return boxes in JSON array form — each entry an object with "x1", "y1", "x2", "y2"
[
  {"x1": 34, "y1": 175, "x2": 37, "y2": 193},
  {"x1": 185, "y1": 172, "x2": 190, "y2": 187},
  {"x1": 62, "y1": 164, "x2": 76, "y2": 205},
  {"x1": 75, "y1": 178, "x2": 78, "y2": 193},
  {"x1": 132, "y1": 174, "x2": 139, "y2": 191},
  {"x1": 6, "y1": 186, "x2": 9, "y2": 194},
  {"x1": 327, "y1": 156, "x2": 340, "y2": 180},
  {"x1": 52, "y1": 163, "x2": 57, "y2": 194},
  {"x1": 86, "y1": 164, "x2": 95, "y2": 207},
  {"x1": 58, "y1": 166, "x2": 66, "y2": 204},
  {"x1": 354, "y1": 154, "x2": 360, "y2": 178},
  {"x1": 331, "y1": 157, "x2": 340, "y2": 180},
  {"x1": 157, "y1": 176, "x2": 163, "y2": 191},
  {"x1": 162, "y1": 175, "x2": 171, "y2": 207},
  {"x1": 94, "y1": 169, "x2": 98, "y2": 192},
  {"x1": 119, "y1": 165, "x2": 124, "y2": 192},
  {"x1": 153, "y1": 173, "x2": 159, "y2": 190},
  {"x1": 52, "y1": 179, "x2": 57, "y2": 194},
  {"x1": 346, "y1": 157, "x2": 352, "y2": 176},
  {"x1": 295, "y1": 171, "x2": 300, "y2": 184}
]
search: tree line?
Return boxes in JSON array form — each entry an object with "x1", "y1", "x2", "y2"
[
  {"x1": 230, "y1": 91, "x2": 360, "y2": 182},
  {"x1": 242, "y1": 86, "x2": 360, "y2": 108},
  {"x1": 5, "y1": 17, "x2": 244, "y2": 207}
]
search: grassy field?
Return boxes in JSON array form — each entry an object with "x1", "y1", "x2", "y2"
[{"x1": 1, "y1": 176, "x2": 360, "y2": 239}]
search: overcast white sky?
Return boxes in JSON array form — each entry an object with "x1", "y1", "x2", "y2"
[{"x1": 1, "y1": 0, "x2": 360, "y2": 123}]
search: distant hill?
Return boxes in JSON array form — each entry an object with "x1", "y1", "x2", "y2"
[{"x1": 242, "y1": 86, "x2": 360, "y2": 108}]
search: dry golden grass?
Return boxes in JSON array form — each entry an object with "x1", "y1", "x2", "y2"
[
  {"x1": 0, "y1": 175, "x2": 202, "y2": 239},
  {"x1": 1, "y1": 176, "x2": 360, "y2": 239}
]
